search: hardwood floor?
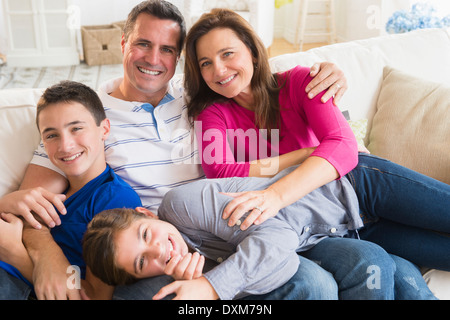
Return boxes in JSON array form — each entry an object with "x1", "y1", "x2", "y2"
[{"x1": 269, "y1": 38, "x2": 328, "y2": 58}]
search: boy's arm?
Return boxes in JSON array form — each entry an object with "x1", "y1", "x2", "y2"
[
  {"x1": 0, "y1": 164, "x2": 68, "y2": 229},
  {"x1": 160, "y1": 185, "x2": 300, "y2": 300},
  {"x1": 22, "y1": 222, "x2": 81, "y2": 300},
  {"x1": 20, "y1": 164, "x2": 68, "y2": 192},
  {"x1": 202, "y1": 222, "x2": 300, "y2": 300}
]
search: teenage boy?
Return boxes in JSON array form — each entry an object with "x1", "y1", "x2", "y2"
[{"x1": 0, "y1": 81, "x2": 142, "y2": 299}]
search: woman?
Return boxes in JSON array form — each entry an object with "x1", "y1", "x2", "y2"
[{"x1": 184, "y1": 9, "x2": 450, "y2": 277}]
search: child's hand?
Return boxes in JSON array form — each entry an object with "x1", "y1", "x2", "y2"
[{"x1": 164, "y1": 251, "x2": 205, "y2": 280}]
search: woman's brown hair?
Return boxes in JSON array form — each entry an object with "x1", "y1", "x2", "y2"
[{"x1": 184, "y1": 8, "x2": 281, "y2": 131}]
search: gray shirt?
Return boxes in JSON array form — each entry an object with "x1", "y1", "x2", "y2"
[{"x1": 158, "y1": 166, "x2": 363, "y2": 300}]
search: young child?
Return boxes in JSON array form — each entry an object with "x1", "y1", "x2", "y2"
[
  {"x1": 0, "y1": 81, "x2": 142, "y2": 299},
  {"x1": 83, "y1": 166, "x2": 437, "y2": 300}
]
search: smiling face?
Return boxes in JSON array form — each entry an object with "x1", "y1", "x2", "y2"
[
  {"x1": 120, "y1": 13, "x2": 180, "y2": 105},
  {"x1": 196, "y1": 27, "x2": 255, "y2": 103},
  {"x1": 114, "y1": 209, "x2": 189, "y2": 279},
  {"x1": 38, "y1": 101, "x2": 110, "y2": 189}
]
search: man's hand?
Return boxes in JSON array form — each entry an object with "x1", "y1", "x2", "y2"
[
  {"x1": 306, "y1": 62, "x2": 347, "y2": 105},
  {"x1": 0, "y1": 187, "x2": 66, "y2": 229}
]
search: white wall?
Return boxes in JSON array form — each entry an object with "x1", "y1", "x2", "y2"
[
  {"x1": 0, "y1": 0, "x2": 185, "y2": 57},
  {"x1": 2, "y1": 0, "x2": 449, "y2": 56},
  {"x1": 336, "y1": 0, "x2": 450, "y2": 42},
  {"x1": 0, "y1": 4, "x2": 7, "y2": 55},
  {"x1": 274, "y1": 0, "x2": 450, "y2": 44}
]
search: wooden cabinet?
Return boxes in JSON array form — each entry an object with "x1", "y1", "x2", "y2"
[{"x1": 3, "y1": 0, "x2": 79, "y2": 67}]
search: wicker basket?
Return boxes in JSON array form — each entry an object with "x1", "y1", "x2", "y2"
[{"x1": 81, "y1": 24, "x2": 123, "y2": 66}]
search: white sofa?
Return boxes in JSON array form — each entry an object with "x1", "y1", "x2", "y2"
[{"x1": 0, "y1": 27, "x2": 449, "y2": 299}]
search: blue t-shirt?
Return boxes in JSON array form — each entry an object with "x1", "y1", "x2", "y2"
[{"x1": 0, "y1": 164, "x2": 142, "y2": 285}]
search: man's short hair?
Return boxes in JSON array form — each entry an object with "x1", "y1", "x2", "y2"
[{"x1": 123, "y1": 0, "x2": 186, "y2": 55}]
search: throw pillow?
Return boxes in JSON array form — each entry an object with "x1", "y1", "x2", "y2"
[
  {"x1": 368, "y1": 67, "x2": 450, "y2": 184},
  {"x1": 348, "y1": 118, "x2": 368, "y2": 148}
]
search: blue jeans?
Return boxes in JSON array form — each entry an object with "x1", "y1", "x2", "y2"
[
  {"x1": 0, "y1": 268, "x2": 31, "y2": 300},
  {"x1": 113, "y1": 255, "x2": 339, "y2": 300},
  {"x1": 302, "y1": 237, "x2": 436, "y2": 300},
  {"x1": 348, "y1": 153, "x2": 450, "y2": 271}
]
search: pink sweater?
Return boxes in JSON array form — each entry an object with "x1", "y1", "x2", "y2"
[{"x1": 195, "y1": 66, "x2": 358, "y2": 178}]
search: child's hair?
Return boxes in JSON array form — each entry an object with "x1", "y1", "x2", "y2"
[
  {"x1": 82, "y1": 208, "x2": 148, "y2": 286},
  {"x1": 36, "y1": 80, "x2": 106, "y2": 130}
]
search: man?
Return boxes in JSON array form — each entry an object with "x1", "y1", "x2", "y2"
[{"x1": 0, "y1": 0, "x2": 348, "y2": 299}]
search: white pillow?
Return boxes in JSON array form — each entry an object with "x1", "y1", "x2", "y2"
[{"x1": 0, "y1": 88, "x2": 43, "y2": 197}]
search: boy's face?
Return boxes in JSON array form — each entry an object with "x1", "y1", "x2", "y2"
[
  {"x1": 114, "y1": 209, "x2": 189, "y2": 279},
  {"x1": 38, "y1": 101, "x2": 110, "y2": 184}
]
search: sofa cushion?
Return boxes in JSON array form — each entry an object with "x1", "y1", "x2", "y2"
[
  {"x1": 0, "y1": 88, "x2": 43, "y2": 197},
  {"x1": 269, "y1": 28, "x2": 450, "y2": 122},
  {"x1": 368, "y1": 67, "x2": 450, "y2": 184},
  {"x1": 423, "y1": 269, "x2": 450, "y2": 300},
  {"x1": 348, "y1": 118, "x2": 368, "y2": 148}
]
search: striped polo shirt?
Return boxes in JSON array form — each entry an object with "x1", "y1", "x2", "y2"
[{"x1": 31, "y1": 75, "x2": 205, "y2": 212}]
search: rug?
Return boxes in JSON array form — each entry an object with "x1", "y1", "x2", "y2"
[{"x1": 0, "y1": 62, "x2": 123, "y2": 90}]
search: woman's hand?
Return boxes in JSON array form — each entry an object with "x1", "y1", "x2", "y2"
[{"x1": 221, "y1": 188, "x2": 283, "y2": 230}]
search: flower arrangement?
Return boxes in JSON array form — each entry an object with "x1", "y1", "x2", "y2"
[{"x1": 386, "y1": 2, "x2": 450, "y2": 34}]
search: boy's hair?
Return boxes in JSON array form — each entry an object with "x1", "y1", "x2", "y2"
[
  {"x1": 123, "y1": 0, "x2": 186, "y2": 55},
  {"x1": 82, "y1": 208, "x2": 148, "y2": 286},
  {"x1": 36, "y1": 80, "x2": 106, "y2": 130}
]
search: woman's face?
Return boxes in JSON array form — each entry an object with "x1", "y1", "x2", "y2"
[
  {"x1": 114, "y1": 211, "x2": 189, "y2": 279},
  {"x1": 196, "y1": 27, "x2": 255, "y2": 100}
]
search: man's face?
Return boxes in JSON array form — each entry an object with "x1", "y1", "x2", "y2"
[{"x1": 121, "y1": 13, "x2": 180, "y2": 104}]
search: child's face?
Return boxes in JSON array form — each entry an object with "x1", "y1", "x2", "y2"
[
  {"x1": 38, "y1": 102, "x2": 110, "y2": 184},
  {"x1": 114, "y1": 210, "x2": 189, "y2": 279}
]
